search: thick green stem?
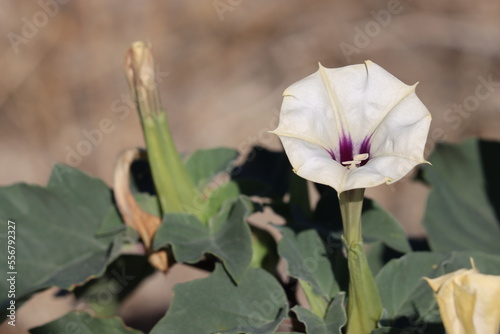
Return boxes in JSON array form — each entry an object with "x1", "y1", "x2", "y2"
[
  {"x1": 142, "y1": 113, "x2": 199, "y2": 215},
  {"x1": 339, "y1": 189, "x2": 382, "y2": 334}
]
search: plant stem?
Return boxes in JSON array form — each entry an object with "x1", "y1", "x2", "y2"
[
  {"x1": 142, "y1": 113, "x2": 198, "y2": 214},
  {"x1": 339, "y1": 188, "x2": 382, "y2": 334},
  {"x1": 125, "y1": 42, "x2": 205, "y2": 220}
]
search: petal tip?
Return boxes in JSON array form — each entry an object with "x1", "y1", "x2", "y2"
[{"x1": 385, "y1": 177, "x2": 395, "y2": 184}]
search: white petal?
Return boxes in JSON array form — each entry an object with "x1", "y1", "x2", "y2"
[
  {"x1": 370, "y1": 95, "x2": 432, "y2": 162},
  {"x1": 340, "y1": 155, "x2": 423, "y2": 192},
  {"x1": 317, "y1": 61, "x2": 422, "y2": 147},
  {"x1": 276, "y1": 136, "x2": 347, "y2": 191},
  {"x1": 271, "y1": 71, "x2": 342, "y2": 153}
]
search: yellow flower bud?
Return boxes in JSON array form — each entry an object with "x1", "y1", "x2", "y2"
[{"x1": 424, "y1": 259, "x2": 500, "y2": 334}]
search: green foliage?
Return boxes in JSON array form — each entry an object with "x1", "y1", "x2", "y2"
[
  {"x1": 29, "y1": 311, "x2": 143, "y2": 334},
  {"x1": 362, "y1": 201, "x2": 411, "y2": 254},
  {"x1": 153, "y1": 197, "x2": 254, "y2": 283},
  {"x1": 3, "y1": 140, "x2": 500, "y2": 333},
  {"x1": 291, "y1": 292, "x2": 346, "y2": 334},
  {"x1": 0, "y1": 164, "x2": 127, "y2": 309},
  {"x1": 278, "y1": 228, "x2": 341, "y2": 300},
  {"x1": 422, "y1": 140, "x2": 500, "y2": 253},
  {"x1": 185, "y1": 147, "x2": 239, "y2": 191},
  {"x1": 278, "y1": 227, "x2": 343, "y2": 316},
  {"x1": 150, "y1": 264, "x2": 288, "y2": 334}
]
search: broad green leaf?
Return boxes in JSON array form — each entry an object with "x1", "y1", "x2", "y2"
[
  {"x1": 249, "y1": 225, "x2": 279, "y2": 272},
  {"x1": 292, "y1": 292, "x2": 346, "y2": 334},
  {"x1": 150, "y1": 264, "x2": 288, "y2": 334},
  {"x1": 29, "y1": 311, "x2": 142, "y2": 334},
  {"x1": 362, "y1": 201, "x2": 411, "y2": 254},
  {"x1": 422, "y1": 140, "x2": 500, "y2": 253},
  {"x1": 134, "y1": 193, "x2": 161, "y2": 216},
  {"x1": 291, "y1": 307, "x2": 326, "y2": 333},
  {"x1": 153, "y1": 197, "x2": 253, "y2": 282},
  {"x1": 278, "y1": 228, "x2": 341, "y2": 302},
  {"x1": 185, "y1": 147, "x2": 239, "y2": 190},
  {"x1": 96, "y1": 193, "x2": 158, "y2": 238},
  {"x1": 205, "y1": 180, "x2": 241, "y2": 218},
  {"x1": 375, "y1": 252, "x2": 446, "y2": 323},
  {"x1": 0, "y1": 164, "x2": 125, "y2": 309},
  {"x1": 97, "y1": 206, "x2": 128, "y2": 237},
  {"x1": 365, "y1": 242, "x2": 389, "y2": 278},
  {"x1": 375, "y1": 251, "x2": 500, "y2": 323}
]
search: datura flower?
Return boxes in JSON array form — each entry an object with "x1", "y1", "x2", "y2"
[
  {"x1": 271, "y1": 61, "x2": 431, "y2": 194},
  {"x1": 424, "y1": 260, "x2": 500, "y2": 334}
]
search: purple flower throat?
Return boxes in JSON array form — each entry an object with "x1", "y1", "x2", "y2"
[{"x1": 327, "y1": 134, "x2": 371, "y2": 169}]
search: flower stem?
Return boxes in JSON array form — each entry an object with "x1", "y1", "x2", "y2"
[
  {"x1": 339, "y1": 189, "x2": 382, "y2": 334},
  {"x1": 125, "y1": 42, "x2": 203, "y2": 219}
]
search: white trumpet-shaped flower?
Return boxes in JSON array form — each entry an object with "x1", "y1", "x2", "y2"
[{"x1": 271, "y1": 61, "x2": 432, "y2": 194}]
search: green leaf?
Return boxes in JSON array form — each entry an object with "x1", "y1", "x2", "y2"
[
  {"x1": 278, "y1": 228, "x2": 341, "y2": 303},
  {"x1": 150, "y1": 264, "x2": 288, "y2": 334},
  {"x1": 205, "y1": 181, "x2": 241, "y2": 218},
  {"x1": 134, "y1": 192, "x2": 161, "y2": 216},
  {"x1": 153, "y1": 197, "x2": 253, "y2": 282},
  {"x1": 0, "y1": 164, "x2": 125, "y2": 309},
  {"x1": 365, "y1": 242, "x2": 388, "y2": 276},
  {"x1": 422, "y1": 140, "x2": 500, "y2": 253},
  {"x1": 375, "y1": 252, "x2": 444, "y2": 323},
  {"x1": 249, "y1": 225, "x2": 279, "y2": 272},
  {"x1": 362, "y1": 200, "x2": 411, "y2": 254},
  {"x1": 292, "y1": 307, "x2": 325, "y2": 333},
  {"x1": 29, "y1": 311, "x2": 142, "y2": 334},
  {"x1": 375, "y1": 251, "x2": 500, "y2": 323},
  {"x1": 185, "y1": 147, "x2": 239, "y2": 191},
  {"x1": 292, "y1": 292, "x2": 346, "y2": 334},
  {"x1": 96, "y1": 206, "x2": 128, "y2": 237},
  {"x1": 96, "y1": 193, "x2": 158, "y2": 238}
]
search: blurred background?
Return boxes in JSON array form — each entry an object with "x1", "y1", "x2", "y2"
[{"x1": 1, "y1": 0, "x2": 500, "y2": 332}]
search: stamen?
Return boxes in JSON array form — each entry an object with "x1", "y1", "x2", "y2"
[
  {"x1": 342, "y1": 153, "x2": 369, "y2": 170},
  {"x1": 353, "y1": 153, "x2": 369, "y2": 161}
]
